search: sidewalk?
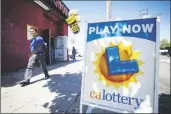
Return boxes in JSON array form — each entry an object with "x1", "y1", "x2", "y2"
[
  {"x1": 1, "y1": 60, "x2": 83, "y2": 113},
  {"x1": 1, "y1": 59, "x2": 170, "y2": 113}
]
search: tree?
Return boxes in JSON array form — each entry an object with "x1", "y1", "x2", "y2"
[{"x1": 160, "y1": 39, "x2": 170, "y2": 49}]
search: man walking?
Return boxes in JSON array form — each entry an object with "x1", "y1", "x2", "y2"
[
  {"x1": 72, "y1": 46, "x2": 77, "y2": 61},
  {"x1": 20, "y1": 27, "x2": 50, "y2": 86}
]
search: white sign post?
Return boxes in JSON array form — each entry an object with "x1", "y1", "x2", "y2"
[{"x1": 80, "y1": 18, "x2": 160, "y2": 113}]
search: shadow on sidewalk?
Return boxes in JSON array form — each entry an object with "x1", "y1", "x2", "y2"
[
  {"x1": 1, "y1": 60, "x2": 81, "y2": 87},
  {"x1": 159, "y1": 93, "x2": 171, "y2": 113},
  {"x1": 42, "y1": 72, "x2": 82, "y2": 113}
]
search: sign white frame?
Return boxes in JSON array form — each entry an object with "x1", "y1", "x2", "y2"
[{"x1": 80, "y1": 18, "x2": 160, "y2": 113}]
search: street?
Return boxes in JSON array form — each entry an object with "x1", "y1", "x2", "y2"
[
  {"x1": 159, "y1": 55, "x2": 170, "y2": 94},
  {"x1": 1, "y1": 55, "x2": 170, "y2": 113},
  {"x1": 158, "y1": 55, "x2": 170, "y2": 114}
]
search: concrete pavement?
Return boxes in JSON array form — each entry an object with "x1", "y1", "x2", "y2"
[
  {"x1": 159, "y1": 55, "x2": 170, "y2": 94},
  {"x1": 160, "y1": 55, "x2": 170, "y2": 64},
  {"x1": 158, "y1": 55, "x2": 170, "y2": 113},
  {"x1": 1, "y1": 55, "x2": 170, "y2": 113},
  {"x1": 1, "y1": 60, "x2": 83, "y2": 113}
]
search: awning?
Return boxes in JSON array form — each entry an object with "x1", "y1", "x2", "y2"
[{"x1": 34, "y1": 0, "x2": 70, "y2": 22}]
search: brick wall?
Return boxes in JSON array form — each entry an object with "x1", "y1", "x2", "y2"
[{"x1": 1, "y1": 0, "x2": 68, "y2": 72}]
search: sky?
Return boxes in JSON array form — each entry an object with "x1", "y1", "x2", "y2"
[{"x1": 63, "y1": 1, "x2": 170, "y2": 54}]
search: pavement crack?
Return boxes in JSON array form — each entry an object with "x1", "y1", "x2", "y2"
[
  {"x1": 12, "y1": 98, "x2": 36, "y2": 113},
  {"x1": 65, "y1": 91, "x2": 81, "y2": 113}
]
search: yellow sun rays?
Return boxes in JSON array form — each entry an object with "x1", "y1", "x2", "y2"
[{"x1": 93, "y1": 40, "x2": 144, "y2": 90}]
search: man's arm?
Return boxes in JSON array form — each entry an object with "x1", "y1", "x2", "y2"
[
  {"x1": 34, "y1": 37, "x2": 45, "y2": 53},
  {"x1": 28, "y1": 44, "x2": 42, "y2": 57},
  {"x1": 33, "y1": 44, "x2": 42, "y2": 52},
  {"x1": 28, "y1": 37, "x2": 44, "y2": 56}
]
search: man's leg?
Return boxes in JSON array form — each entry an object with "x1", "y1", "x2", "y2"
[
  {"x1": 72, "y1": 54, "x2": 74, "y2": 60},
  {"x1": 73, "y1": 54, "x2": 75, "y2": 60},
  {"x1": 20, "y1": 54, "x2": 37, "y2": 85},
  {"x1": 74, "y1": 54, "x2": 76, "y2": 60},
  {"x1": 39, "y1": 54, "x2": 50, "y2": 79}
]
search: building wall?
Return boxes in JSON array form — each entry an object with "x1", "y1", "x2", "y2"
[{"x1": 1, "y1": 0, "x2": 68, "y2": 73}]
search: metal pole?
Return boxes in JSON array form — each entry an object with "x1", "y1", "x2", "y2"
[{"x1": 106, "y1": 0, "x2": 112, "y2": 20}]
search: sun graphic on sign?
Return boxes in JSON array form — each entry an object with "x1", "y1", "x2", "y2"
[{"x1": 93, "y1": 40, "x2": 144, "y2": 90}]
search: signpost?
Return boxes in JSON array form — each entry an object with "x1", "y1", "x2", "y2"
[{"x1": 80, "y1": 18, "x2": 160, "y2": 113}]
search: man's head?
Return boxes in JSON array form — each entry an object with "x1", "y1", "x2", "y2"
[{"x1": 30, "y1": 27, "x2": 38, "y2": 37}]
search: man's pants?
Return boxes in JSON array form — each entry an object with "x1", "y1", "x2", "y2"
[
  {"x1": 72, "y1": 54, "x2": 76, "y2": 60},
  {"x1": 24, "y1": 54, "x2": 49, "y2": 81}
]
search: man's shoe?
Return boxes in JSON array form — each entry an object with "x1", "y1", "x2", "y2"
[
  {"x1": 45, "y1": 75, "x2": 50, "y2": 80},
  {"x1": 19, "y1": 80, "x2": 30, "y2": 86}
]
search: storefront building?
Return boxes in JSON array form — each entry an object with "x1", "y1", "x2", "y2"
[{"x1": 1, "y1": 0, "x2": 69, "y2": 73}]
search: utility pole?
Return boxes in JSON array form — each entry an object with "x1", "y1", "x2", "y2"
[
  {"x1": 106, "y1": 0, "x2": 112, "y2": 21},
  {"x1": 157, "y1": 13, "x2": 161, "y2": 21}
]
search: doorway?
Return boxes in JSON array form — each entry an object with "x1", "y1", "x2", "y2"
[
  {"x1": 42, "y1": 29, "x2": 52, "y2": 65},
  {"x1": 51, "y1": 36, "x2": 55, "y2": 63}
]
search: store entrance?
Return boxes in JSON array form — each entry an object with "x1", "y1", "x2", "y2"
[
  {"x1": 42, "y1": 29, "x2": 51, "y2": 65},
  {"x1": 50, "y1": 37, "x2": 55, "y2": 63}
]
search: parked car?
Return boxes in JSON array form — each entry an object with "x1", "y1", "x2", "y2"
[
  {"x1": 167, "y1": 47, "x2": 171, "y2": 56},
  {"x1": 160, "y1": 50, "x2": 168, "y2": 55}
]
